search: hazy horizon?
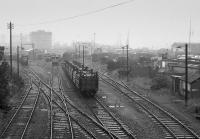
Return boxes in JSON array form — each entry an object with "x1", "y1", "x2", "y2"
[{"x1": 0, "y1": 0, "x2": 200, "y2": 49}]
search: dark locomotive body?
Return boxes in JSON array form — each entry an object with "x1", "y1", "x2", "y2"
[
  {"x1": 52, "y1": 56, "x2": 59, "y2": 66},
  {"x1": 20, "y1": 55, "x2": 28, "y2": 66},
  {"x1": 62, "y1": 60, "x2": 98, "y2": 97}
]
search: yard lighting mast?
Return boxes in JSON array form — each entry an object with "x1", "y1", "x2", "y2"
[{"x1": 7, "y1": 22, "x2": 14, "y2": 78}]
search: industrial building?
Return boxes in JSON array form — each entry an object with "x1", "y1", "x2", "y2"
[{"x1": 30, "y1": 30, "x2": 52, "y2": 50}]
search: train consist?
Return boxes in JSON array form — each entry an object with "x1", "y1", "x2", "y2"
[
  {"x1": 62, "y1": 60, "x2": 99, "y2": 97},
  {"x1": 51, "y1": 55, "x2": 60, "y2": 66},
  {"x1": 20, "y1": 55, "x2": 29, "y2": 66}
]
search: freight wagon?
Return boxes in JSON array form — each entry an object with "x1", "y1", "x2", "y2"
[{"x1": 62, "y1": 60, "x2": 98, "y2": 97}]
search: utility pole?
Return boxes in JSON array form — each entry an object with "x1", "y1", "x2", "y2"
[
  {"x1": 75, "y1": 42, "x2": 78, "y2": 60},
  {"x1": 79, "y1": 43, "x2": 81, "y2": 62},
  {"x1": 185, "y1": 43, "x2": 188, "y2": 107},
  {"x1": 32, "y1": 43, "x2": 35, "y2": 60},
  {"x1": 73, "y1": 42, "x2": 76, "y2": 60},
  {"x1": 82, "y1": 44, "x2": 85, "y2": 68},
  {"x1": 93, "y1": 33, "x2": 96, "y2": 50},
  {"x1": 126, "y1": 31, "x2": 129, "y2": 82},
  {"x1": 17, "y1": 46, "x2": 19, "y2": 77},
  {"x1": 184, "y1": 18, "x2": 191, "y2": 106},
  {"x1": 20, "y1": 33, "x2": 23, "y2": 53},
  {"x1": 7, "y1": 22, "x2": 14, "y2": 78},
  {"x1": 126, "y1": 44, "x2": 129, "y2": 82},
  {"x1": 92, "y1": 33, "x2": 96, "y2": 68},
  {"x1": 188, "y1": 18, "x2": 192, "y2": 55},
  {"x1": 121, "y1": 46, "x2": 125, "y2": 56}
]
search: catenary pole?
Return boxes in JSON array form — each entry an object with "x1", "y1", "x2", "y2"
[{"x1": 17, "y1": 46, "x2": 19, "y2": 77}]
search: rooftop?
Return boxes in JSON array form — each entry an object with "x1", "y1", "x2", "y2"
[{"x1": 180, "y1": 72, "x2": 200, "y2": 83}]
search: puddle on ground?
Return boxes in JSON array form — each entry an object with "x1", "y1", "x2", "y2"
[
  {"x1": 22, "y1": 106, "x2": 33, "y2": 109},
  {"x1": 109, "y1": 105, "x2": 124, "y2": 108},
  {"x1": 17, "y1": 122, "x2": 25, "y2": 126},
  {"x1": 102, "y1": 96, "x2": 106, "y2": 99},
  {"x1": 40, "y1": 108, "x2": 48, "y2": 112}
]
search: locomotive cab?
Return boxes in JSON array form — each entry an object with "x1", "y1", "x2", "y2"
[{"x1": 79, "y1": 71, "x2": 99, "y2": 96}]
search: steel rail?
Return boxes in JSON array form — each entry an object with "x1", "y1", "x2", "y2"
[
  {"x1": 30, "y1": 68, "x2": 120, "y2": 139},
  {"x1": 30, "y1": 69, "x2": 98, "y2": 138},
  {"x1": 58, "y1": 75, "x2": 74, "y2": 139},
  {"x1": 122, "y1": 82, "x2": 200, "y2": 139},
  {"x1": 50, "y1": 79, "x2": 53, "y2": 139},
  {"x1": 36, "y1": 83, "x2": 98, "y2": 139},
  {"x1": 20, "y1": 79, "x2": 41, "y2": 139},
  {"x1": 100, "y1": 76, "x2": 179, "y2": 138},
  {"x1": 94, "y1": 96, "x2": 136, "y2": 138},
  {"x1": 101, "y1": 74, "x2": 200, "y2": 139},
  {"x1": 54, "y1": 85, "x2": 119, "y2": 139},
  {"x1": 0, "y1": 86, "x2": 32, "y2": 138}
]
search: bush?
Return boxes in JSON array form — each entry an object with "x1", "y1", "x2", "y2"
[
  {"x1": 0, "y1": 61, "x2": 10, "y2": 111},
  {"x1": 151, "y1": 75, "x2": 169, "y2": 90},
  {"x1": 12, "y1": 72, "x2": 24, "y2": 88}
]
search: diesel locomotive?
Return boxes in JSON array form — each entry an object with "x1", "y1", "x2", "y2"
[
  {"x1": 52, "y1": 56, "x2": 59, "y2": 66},
  {"x1": 62, "y1": 60, "x2": 99, "y2": 97},
  {"x1": 20, "y1": 55, "x2": 28, "y2": 66}
]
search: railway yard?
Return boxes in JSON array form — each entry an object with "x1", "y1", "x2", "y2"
[
  {"x1": 0, "y1": 59, "x2": 200, "y2": 139},
  {"x1": 1, "y1": 0, "x2": 200, "y2": 138}
]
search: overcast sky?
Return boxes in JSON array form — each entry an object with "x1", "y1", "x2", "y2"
[{"x1": 0, "y1": 0, "x2": 200, "y2": 49}]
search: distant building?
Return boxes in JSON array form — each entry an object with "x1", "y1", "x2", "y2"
[
  {"x1": 171, "y1": 72, "x2": 200, "y2": 98},
  {"x1": 94, "y1": 48, "x2": 102, "y2": 54},
  {"x1": 0, "y1": 34, "x2": 6, "y2": 45},
  {"x1": 30, "y1": 30, "x2": 52, "y2": 50},
  {"x1": 171, "y1": 42, "x2": 200, "y2": 56}
]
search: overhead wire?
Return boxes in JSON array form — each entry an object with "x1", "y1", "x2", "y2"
[{"x1": 16, "y1": 0, "x2": 134, "y2": 27}]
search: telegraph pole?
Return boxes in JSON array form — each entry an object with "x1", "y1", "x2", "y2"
[
  {"x1": 17, "y1": 46, "x2": 19, "y2": 77},
  {"x1": 121, "y1": 46, "x2": 125, "y2": 56},
  {"x1": 126, "y1": 44, "x2": 129, "y2": 82},
  {"x1": 93, "y1": 33, "x2": 96, "y2": 50},
  {"x1": 75, "y1": 42, "x2": 78, "y2": 60},
  {"x1": 185, "y1": 18, "x2": 191, "y2": 106},
  {"x1": 185, "y1": 43, "x2": 188, "y2": 106},
  {"x1": 7, "y1": 22, "x2": 14, "y2": 78},
  {"x1": 92, "y1": 33, "x2": 96, "y2": 68},
  {"x1": 32, "y1": 43, "x2": 35, "y2": 60},
  {"x1": 126, "y1": 31, "x2": 129, "y2": 82},
  {"x1": 82, "y1": 44, "x2": 85, "y2": 68},
  {"x1": 79, "y1": 43, "x2": 81, "y2": 62},
  {"x1": 20, "y1": 33, "x2": 23, "y2": 52}
]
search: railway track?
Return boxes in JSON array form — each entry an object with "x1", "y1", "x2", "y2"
[
  {"x1": 100, "y1": 74, "x2": 200, "y2": 139},
  {"x1": 59, "y1": 66, "x2": 137, "y2": 139},
  {"x1": 28, "y1": 69, "x2": 77, "y2": 139},
  {"x1": 0, "y1": 76, "x2": 41, "y2": 139},
  {"x1": 87, "y1": 96, "x2": 135, "y2": 139},
  {"x1": 29, "y1": 68, "x2": 120, "y2": 139}
]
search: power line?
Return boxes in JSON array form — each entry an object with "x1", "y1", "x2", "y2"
[{"x1": 16, "y1": 0, "x2": 134, "y2": 27}]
